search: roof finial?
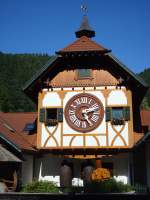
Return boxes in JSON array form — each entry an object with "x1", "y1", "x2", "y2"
[
  {"x1": 81, "y1": 4, "x2": 88, "y2": 15},
  {"x1": 75, "y1": 4, "x2": 95, "y2": 38}
]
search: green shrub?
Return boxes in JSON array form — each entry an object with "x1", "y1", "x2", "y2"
[
  {"x1": 61, "y1": 186, "x2": 84, "y2": 193},
  {"x1": 85, "y1": 178, "x2": 133, "y2": 193},
  {"x1": 21, "y1": 180, "x2": 59, "y2": 193}
]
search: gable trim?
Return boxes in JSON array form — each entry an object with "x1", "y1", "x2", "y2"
[
  {"x1": 23, "y1": 56, "x2": 59, "y2": 92},
  {"x1": 0, "y1": 132, "x2": 21, "y2": 153},
  {"x1": 134, "y1": 131, "x2": 150, "y2": 149},
  {"x1": 108, "y1": 53, "x2": 149, "y2": 88}
]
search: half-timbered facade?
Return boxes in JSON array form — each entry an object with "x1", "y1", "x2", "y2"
[{"x1": 22, "y1": 15, "x2": 148, "y2": 187}]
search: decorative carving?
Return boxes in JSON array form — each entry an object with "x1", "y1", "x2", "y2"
[{"x1": 44, "y1": 124, "x2": 59, "y2": 147}]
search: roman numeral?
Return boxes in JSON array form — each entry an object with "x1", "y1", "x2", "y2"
[
  {"x1": 71, "y1": 104, "x2": 76, "y2": 109},
  {"x1": 74, "y1": 98, "x2": 81, "y2": 105},
  {"x1": 80, "y1": 97, "x2": 88, "y2": 104},
  {"x1": 91, "y1": 103, "x2": 99, "y2": 110},
  {"x1": 70, "y1": 115, "x2": 77, "y2": 123},
  {"x1": 69, "y1": 110, "x2": 75, "y2": 115},
  {"x1": 88, "y1": 99, "x2": 93, "y2": 104},
  {"x1": 93, "y1": 111, "x2": 100, "y2": 115},
  {"x1": 74, "y1": 119, "x2": 81, "y2": 127},
  {"x1": 91, "y1": 114, "x2": 99, "y2": 122},
  {"x1": 82, "y1": 121, "x2": 87, "y2": 128}
]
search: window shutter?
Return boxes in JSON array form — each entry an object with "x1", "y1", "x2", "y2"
[
  {"x1": 39, "y1": 108, "x2": 46, "y2": 122},
  {"x1": 57, "y1": 108, "x2": 63, "y2": 122},
  {"x1": 123, "y1": 107, "x2": 130, "y2": 121},
  {"x1": 106, "y1": 107, "x2": 111, "y2": 121}
]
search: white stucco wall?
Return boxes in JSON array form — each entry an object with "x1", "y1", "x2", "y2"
[
  {"x1": 40, "y1": 87, "x2": 130, "y2": 149},
  {"x1": 22, "y1": 154, "x2": 34, "y2": 184}
]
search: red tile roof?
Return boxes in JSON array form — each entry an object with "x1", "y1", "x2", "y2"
[
  {"x1": 58, "y1": 36, "x2": 109, "y2": 53},
  {"x1": 0, "y1": 112, "x2": 37, "y2": 152}
]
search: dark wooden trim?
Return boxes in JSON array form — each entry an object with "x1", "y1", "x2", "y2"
[{"x1": 0, "y1": 192, "x2": 149, "y2": 200}]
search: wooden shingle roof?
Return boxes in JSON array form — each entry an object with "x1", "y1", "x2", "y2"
[{"x1": 57, "y1": 36, "x2": 110, "y2": 54}]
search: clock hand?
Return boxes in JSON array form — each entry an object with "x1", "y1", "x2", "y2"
[
  {"x1": 83, "y1": 113, "x2": 93, "y2": 126},
  {"x1": 82, "y1": 107, "x2": 99, "y2": 114}
]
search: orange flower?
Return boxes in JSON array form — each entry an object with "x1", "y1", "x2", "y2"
[{"x1": 91, "y1": 168, "x2": 111, "y2": 181}]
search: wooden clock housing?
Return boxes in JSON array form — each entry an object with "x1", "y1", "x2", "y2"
[{"x1": 23, "y1": 19, "x2": 148, "y2": 154}]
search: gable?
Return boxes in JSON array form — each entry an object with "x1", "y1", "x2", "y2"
[
  {"x1": 47, "y1": 69, "x2": 119, "y2": 88},
  {"x1": 23, "y1": 52, "x2": 148, "y2": 104}
]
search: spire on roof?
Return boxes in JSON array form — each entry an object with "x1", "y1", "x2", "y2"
[{"x1": 75, "y1": 15, "x2": 95, "y2": 38}]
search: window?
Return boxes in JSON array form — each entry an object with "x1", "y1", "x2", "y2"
[
  {"x1": 77, "y1": 69, "x2": 91, "y2": 79},
  {"x1": 46, "y1": 109, "x2": 58, "y2": 125},
  {"x1": 106, "y1": 107, "x2": 130, "y2": 125},
  {"x1": 23, "y1": 123, "x2": 35, "y2": 132},
  {"x1": 47, "y1": 109, "x2": 57, "y2": 120},
  {"x1": 39, "y1": 108, "x2": 63, "y2": 126},
  {"x1": 112, "y1": 107, "x2": 124, "y2": 125}
]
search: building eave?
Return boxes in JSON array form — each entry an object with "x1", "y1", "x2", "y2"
[
  {"x1": 0, "y1": 132, "x2": 21, "y2": 153},
  {"x1": 0, "y1": 144, "x2": 22, "y2": 162},
  {"x1": 22, "y1": 55, "x2": 59, "y2": 93},
  {"x1": 133, "y1": 131, "x2": 150, "y2": 149},
  {"x1": 107, "y1": 53, "x2": 149, "y2": 88}
]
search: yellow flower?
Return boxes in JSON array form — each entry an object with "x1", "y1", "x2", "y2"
[{"x1": 91, "y1": 168, "x2": 111, "y2": 181}]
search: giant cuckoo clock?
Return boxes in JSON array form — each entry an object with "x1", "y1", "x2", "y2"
[{"x1": 23, "y1": 15, "x2": 148, "y2": 153}]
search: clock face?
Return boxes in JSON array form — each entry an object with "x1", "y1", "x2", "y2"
[{"x1": 64, "y1": 93, "x2": 104, "y2": 133}]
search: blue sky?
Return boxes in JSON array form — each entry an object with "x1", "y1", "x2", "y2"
[{"x1": 0, "y1": 0, "x2": 150, "y2": 73}]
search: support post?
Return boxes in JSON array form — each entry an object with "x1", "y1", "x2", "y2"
[
  {"x1": 81, "y1": 160, "x2": 94, "y2": 186},
  {"x1": 60, "y1": 160, "x2": 73, "y2": 188}
]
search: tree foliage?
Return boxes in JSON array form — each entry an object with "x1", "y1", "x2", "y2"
[
  {"x1": 138, "y1": 68, "x2": 150, "y2": 109},
  {"x1": 0, "y1": 52, "x2": 50, "y2": 112},
  {"x1": 0, "y1": 52, "x2": 149, "y2": 112}
]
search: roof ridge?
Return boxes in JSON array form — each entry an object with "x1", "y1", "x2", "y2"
[
  {"x1": 0, "y1": 116, "x2": 17, "y2": 132},
  {"x1": 1, "y1": 112, "x2": 37, "y2": 114}
]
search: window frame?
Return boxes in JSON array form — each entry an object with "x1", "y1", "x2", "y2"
[
  {"x1": 76, "y1": 69, "x2": 93, "y2": 80},
  {"x1": 39, "y1": 107, "x2": 63, "y2": 126},
  {"x1": 111, "y1": 107, "x2": 125, "y2": 125},
  {"x1": 106, "y1": 106, "x2": 130, "y2": 125}
]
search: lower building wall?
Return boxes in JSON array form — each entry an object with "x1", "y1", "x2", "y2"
[
  {"x1": 133, "y1": 144, "x2": 147, "y2": 186},
  {"x1": 146, "y1": 140, "x2": 150, "y2": 190},
  {"x1": 34, "y1": 155, "x2": 82, "y2": 186},
  {"x1": 21, "y1": 154, "x2": 34, "y2": 185},
  {"x1": 102, "y1": 153, "x2": 130, "y2": 184},
  {"x1": 33, "y1": 153, "x2": 130, "y2": 186}
]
